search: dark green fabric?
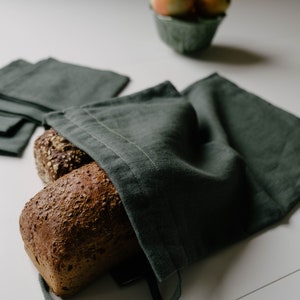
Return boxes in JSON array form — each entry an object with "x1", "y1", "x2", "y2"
[
  {"x1": 0, "y1": 121, "x2": 36, "y2": 156},
  {"x1": 0, "y1": 59, "x2": 33, "y2": 88},
  {"x1": 0, "y1": 58, "x2": 129, "y2": 156},
  {"x1": 0, "y1": 97, "x2": 49, "y2": 124},
  {"x1": 0, "y1": 58, "x2": 130, "y2": 123},
  {"x1": 0, "y1": 60, "x2": 37, "y2": 156},
  {"x1": 183, "y1": 74, "x2": 300, "y2": 233},
  {"x1": 0, "y1": 60, "x2": 33, "y2": 132},
  {"x1": 44, "y1": 74, "x2": 300, "y2": 296},
  {"x1": 0, "y1": 112, "x2": 23, "y2": 135},
  {"x1": 0, "y1": 59, "x2": 50, "y2": 123}
]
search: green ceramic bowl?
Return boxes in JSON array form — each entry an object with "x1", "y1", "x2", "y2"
[{"x1": 153, "y1": 12, "x2": 224, "y2": 54}]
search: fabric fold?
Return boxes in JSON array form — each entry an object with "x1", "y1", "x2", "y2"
[
  {"x1": 0, "y1": 112, "x2": 24, "y2": 135},
  {"x1": 183, "y1": 73, "x2": 300, "y2": 232},
  {"x1": 0, "y1": 58, "x2": 130, "y2": 123},
  {"x1": 0, "y1": 121, "x2": 37, "y2": 156},
  {"x1": 0, "y1": 58, "x2": 130, "y2": 156},
  {"x1": 44, "y1": 73, "x2": 300, "y2": 289}
]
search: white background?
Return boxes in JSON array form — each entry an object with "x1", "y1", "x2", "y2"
[{"x1": 0, "y1": 0, "x2": 300, "y2": 299}]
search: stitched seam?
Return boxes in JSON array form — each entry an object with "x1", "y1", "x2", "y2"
[
  {"x1": 63, "y1": 107, "x2": 188, "y2": 277},
  {"x1": 62, "y1": 109, "x2": 180, "y2": 276},
  {"x1": 83, "y1": 108, "x2": 158, "y2": 168},
  {"x1": 63, "y1": 111, "x2": 142, "y2": 183}
]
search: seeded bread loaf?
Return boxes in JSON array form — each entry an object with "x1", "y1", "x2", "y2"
[
  {"x1": 19, "y1": 161, "x2": 140, "y2": 297},
  {"x1": 34, "y1": 128, "x2": 93, "y2": 184}
]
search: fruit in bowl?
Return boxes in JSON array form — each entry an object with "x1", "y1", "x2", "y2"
[
  {"x1": 196, "y1": 0, "x2": 231, "y2": 18},
  {"x1": 151, "y1": 0, "x2": 231, "y2": 54},
  {"x1": 151, "y1": 0, "x2": 230, "y2": 18},
  {"x1": 150, "y1": 0, "x2": 196, "y2": 17}
]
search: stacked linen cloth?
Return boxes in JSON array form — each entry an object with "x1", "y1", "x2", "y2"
[{"x1": 0, "y1": 58, "x2": 129, "y2": 156}]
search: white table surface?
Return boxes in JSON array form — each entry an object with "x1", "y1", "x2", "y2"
[{"x1": 0, "y1": 0, "x2": 299, "y2": 299}]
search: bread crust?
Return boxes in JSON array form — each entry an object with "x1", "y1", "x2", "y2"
[
  {"x1": 19, "y1": 162, "x2": 140, "y2": 297},
  {"x1": 34, "y1": 128, "x2": 93, "y2": 184}
]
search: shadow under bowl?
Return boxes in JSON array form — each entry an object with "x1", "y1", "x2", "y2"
[{"x1": 153, "y1": 13, "x2": 224, "y2": 54}]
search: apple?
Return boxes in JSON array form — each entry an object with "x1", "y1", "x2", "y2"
[
  {"x1": 151, "y1": 0, "x2": 196, "y2": 17},
  {"x1": 196, "y1": 0, "x2": 230, "y2": 18}
]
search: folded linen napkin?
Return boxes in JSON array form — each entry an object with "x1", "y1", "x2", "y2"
[
  {"x1": 0, "y1": 58, "x2": 130, "y2": 156},
  {"x1": 0, "y1": 60, "x2": 38, "y2": 156},
  {"x1": 0, "y1": 59, "x2": 33, "y2": 88},
  {"x1": 43, "y1": 73, "x2": 300, "y2": 299},
  {"x1": 0, "y1": 112, "x2": 24, "y2": 135},
  {"x1": 0, "y1": 60, "x2": 33, "y2": 130},
  {"x1": 0, "y1": 57, "x2": 130, "y2": 123},
  {"x1": 0, "y1": 121, "x2": 37, "y2": 156}
]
